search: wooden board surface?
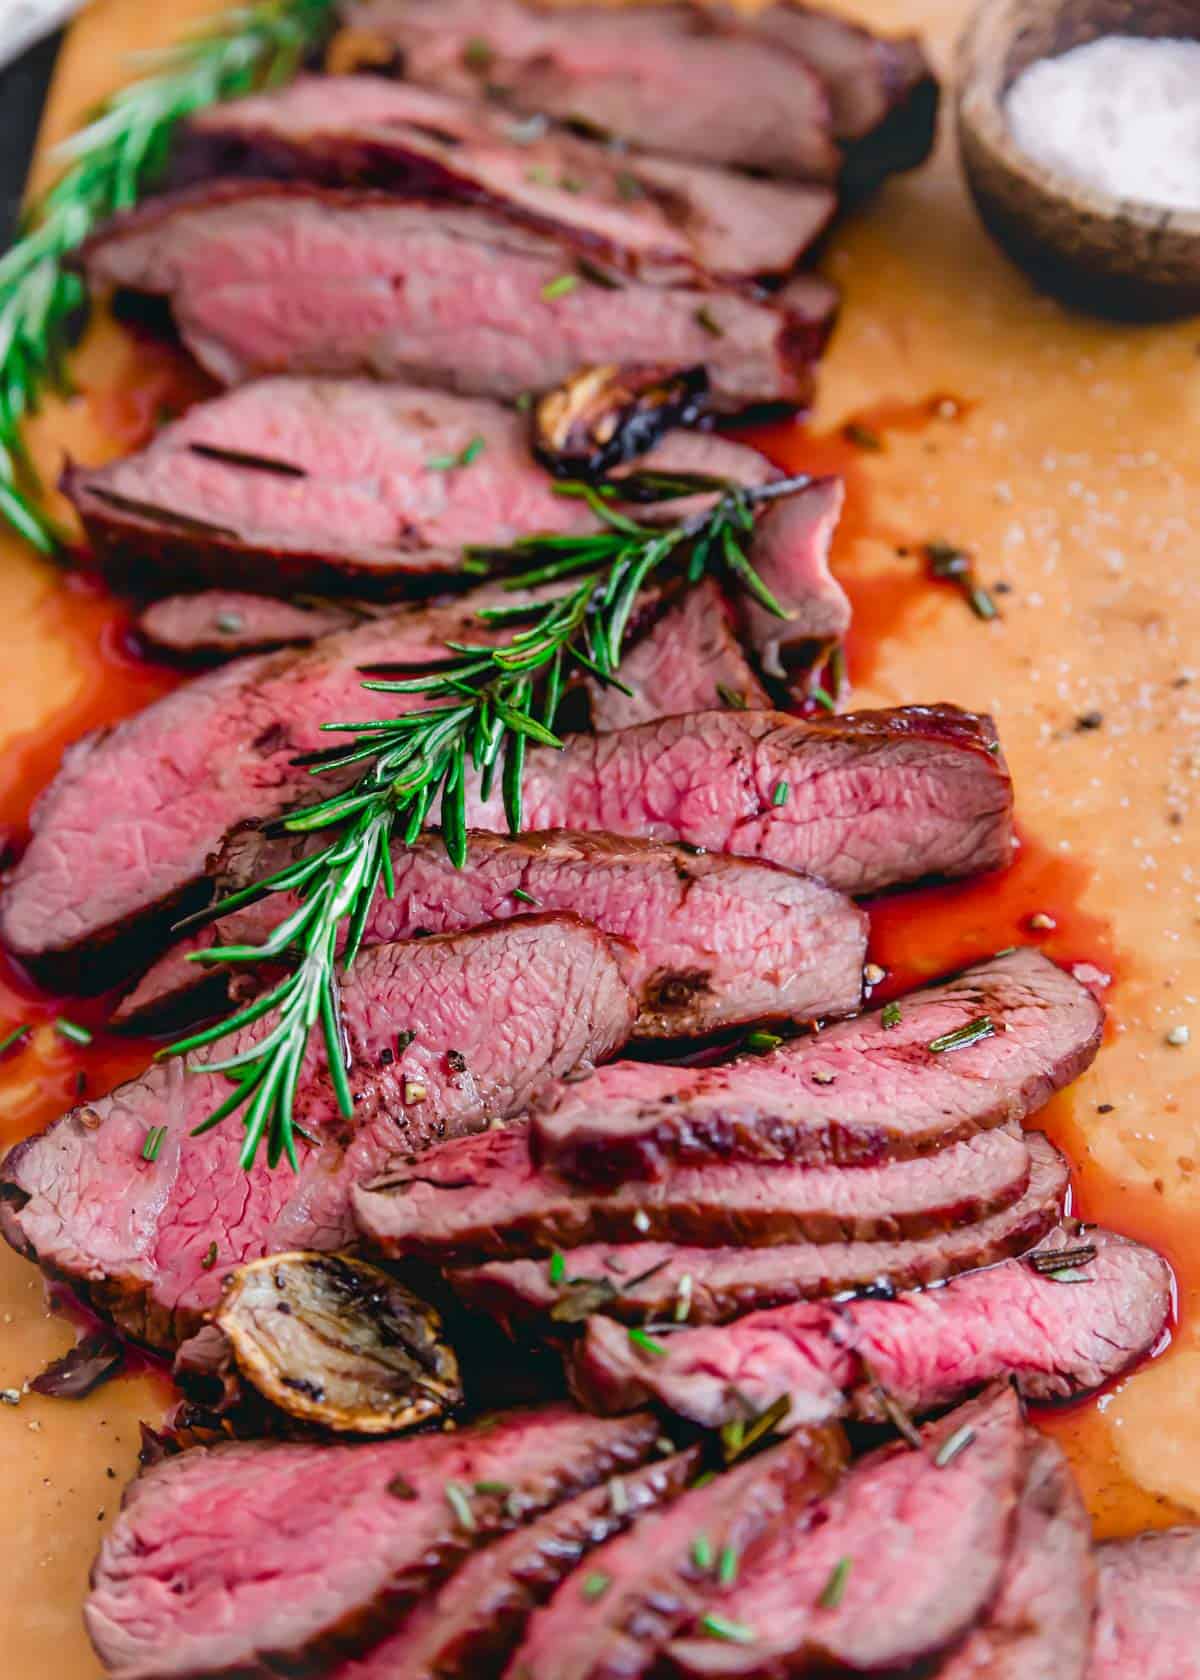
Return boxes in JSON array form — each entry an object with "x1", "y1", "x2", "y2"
[{"x1": 1, "y1": 0, "x2": 1198, "y2": 1671}]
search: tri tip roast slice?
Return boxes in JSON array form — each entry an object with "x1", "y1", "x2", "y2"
[
  {"x1": 0, "y1": 916, "x2": 635, "y2": 1348},
  {"x1": 503, "y1": 1423, "x2": 848, "y2": 1680},
  {"x1": 80, "y1": 184, "x2": 831, "y2": 407},
  {"x1": 115, "y1": 827, "x2": 867, "y2": 1038},
  {"x1": 572, "y1": 1224, "x2": 1174, "y2": 1427},
  {"x1": 935, "y1": 1434, "x2": 1094, "y2": 1680},
  {"x1": 174, "y1": 74, "x2": 838, "y2": 285},
  {"x1": 1, "y1": 693, "x2": 1009, "y2": 992},
  {"x1": 453, "y1": 1131, "x2": 1070, "y2": 1327},
  {"x1": 328, "y1": 1446, "x2": 703, "y2": 1680},
  {"x1": 353, "y1": 1122, "x2": 1037, "y2": 1262},
  {"x1": 1092, "y1": 1527, "x2": 1200, "y2": 1680},
  {"x1": 65, "y1": 376, "x2": 778, "y2": 600},
  {"x1": 660, "y1": 1386, "x2": 1025, "y2": 1680},
  {"x1": 135, "y1": 588, "x2": 373, "y2": 659},
  {"x1": 85, "y1": 1404, "x2": 662, "y2": 1680},
  {"x1": 531, "y1": 947, "x2": 1103, "y2": 1184}
]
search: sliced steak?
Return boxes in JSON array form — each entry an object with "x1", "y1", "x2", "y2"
[
  {"x1": 1, "y1": 916, "x2": 634, "y2": 1347},
  {"x1": 935, "y1": 1435, "x2": 1094, "y2": 1680},
  {"x1": 175, "y1": 75, "x2": 837, "y2": 283},
  {"x1": 735, "y1": 477, "x2": 847, "y2": 691},
  {"x1": 455, "y1": 1132, "x2": 1070, "y2": 1327},
  {"x1": 67, "y1": 376, "x2": 776, "y2": 599},
  {"x1": 663, "y1": 1387, "x2": 1024, "y2": 1679},
  {"x1": 136, "y1": 589, "x2": 370, "y2": 658},
  {"x1": 0, "y1": 591, "x2": 509, "y2": 987},
  {"x1": 1, "y1": 698, "x2": 1007, "y2": 993},
  {"x1": 334, "y1": 1447, "x2": 702, "y2": 1680},
  {"x1": 344, "y1": 0, "x2": 841, "y2": 181},
  {"x1": 86, "y1": 1405, "x2": 660, "y2": 1680},
  {"x1": 354, "y1": 1124, "x2": 1035, "y2": 1263},
  {"x1": 116, "y1": 828, "x2": 866, "y2": 1038},
  {"x1": 504, "y1": 1425, "x2": 847, "y2": 1680},
  {"x1": 587, "y1": 578, "x2": 768, "y2": 732},
  {"x1": 81, "y1": 183, "x2": 826, "y2": 408},
  {"x1": 466, "y1": 704, "x2": 1014, "y2": 896},
  {"x1": 533, "y1": 948, "x2": 1098, "y2": 1185},
  {"x1": 1093, "y1": 1528, "x2": 1200, "y2": 1680},
  {"x1": 573, "y1": 1223, "x2": 1173, "y2": 1427}
]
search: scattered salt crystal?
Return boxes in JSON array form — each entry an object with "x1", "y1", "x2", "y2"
[{"x1": 1005, "y1": 36, "x2": 1200, "y2": 213}]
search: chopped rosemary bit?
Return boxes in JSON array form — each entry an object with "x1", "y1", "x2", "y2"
[
  {"x1": 615, "y1": 170, "x2": 644, "y2": 201},
  {"x1": 969, "y1": 584, "x2": 998, "y2": 620},
  {"x1": 54, "y1": 1017, "x2": 93, "y2": 1046},
  {"x1": 924, "y1": 541, "x2": 1001, "y2": 624},
  {"x1": 718, "y1": 1544, "x2": 739, "y2": 1586},
  {"x1": 695, "y1": 306, "x2": 725, "y2": 337},
  {"x1": 701, "y1": 1614, "x2": 756, "y2": 1644},
  {"x1": 512, "y1": 887, "x2": 541, "y2": 906},
  {"x1": 445, "y1": 1480, "x2": 475, "y2": 1531},
  {"x1": 721, "y1": 1394, "x2": 791, "y2": 1464},
  {"x1": 691, "y1": 1533, "x2": 713, "y2": 1570},
  {"x1": 549, "y1": 1250, "x2": 567, "y2": 1285},
  {"x1": 0, "y1": 1024, "x2": 32, "y2": 1057},
  {"x1": 200, "y1": 1241, "x2": 219, "y2": 1271},
  {"x1": 810, "y1": 685, "x2": 836, "y2": 713},
  {"x1": 691, "y1": 1471, "x2": 717, "y2": 1490},
  {"x1": 582, "y1": 1571, "x2": 611, "y2": 1600},
  {"x1": 716, "y1": 683, "x2": 749, "y2": 709},
  {"x1": 609, "y1": 1475, "x2": 629, "y2": 1515},
  {"x1": 928, "y1": 1016, "x2": 995, "y2": 1054},
  {"x1": 843, "y1": 421, "x2": 882, "y2": 451},
  {"x1": 459, "y1": 435, "x2": 487, "y2": 467},
  {"x1": 542, "y1": 273, "x2": 580, "y2": 300},
  {"x1": 818, "y1": 1556, "x2": 852, "y2": 1609},
  {"x1": 141, "y1": 1127, "x2": 167, "y2": 1163},
  {"x1": 428, "y1": 436, "x2": 487, "y2": 472},
  {"x1": 674, "y1": 1273, "x2": 694, "y2": 1323},
  {"x1": 881, "y1": 1001, "x2": 902, "y2": 1030},
  {"x1": 462, "y1": 36, "x2": 493, "y2": 71},
  {"x1": 474, "y1": 1480, "x2": 511, "y2": 1496},
  {"x1": 1027, "y1": 1243, "x2": 1097, "y2": 1279},
  {"x1": 215, "y1": 612, "x2": 245, "y2": 635},
  {"x1": 745, "y1": 1030, "x2": 783, "y2": 1054},
  {"x1": 628, "y1": 1327, "x2": 668, "y2": 1358},
  {"x1": 934, "y1": 1425, "x2": 976, "y2": 1468},
  {"x1": 771, "y1": 780, "x2": 790, "y2": 807}
]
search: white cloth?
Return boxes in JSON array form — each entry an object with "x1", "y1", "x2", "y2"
[{"x1": 0, "y1": 0, "x2": 84, "y2": 72}]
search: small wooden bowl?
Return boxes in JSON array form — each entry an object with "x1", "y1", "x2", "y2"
[{"x1": 956, "y1": 0, "x2": 1200, "y2": 319}]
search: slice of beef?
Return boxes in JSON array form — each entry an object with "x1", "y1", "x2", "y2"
[
  {"x1": 741, "y1": 1, "x2": 938, "y2": 191},
  {"x1": 1, "y1": 916, "x2": 634, "y2": 1348},
  {"x1": 343, "y1": 0, "x2": 841, "y2": 181},
  {"x1": 532, "y1": 948, "x2": 1099, "y2": 1186},
  {"x1": 662, "y1": 1386, "x2": 1024, "y2": 1680},
  {"x1": 573, "y1": 1223, "x2": 1173, "y2": 1427},
  {"x1": 1093, "y1": 1528, "x2": 1200, "y2": 1680},
  {"x1": 466, "y1": 704, "x2": 1013, "y2": 896},
  {"x1": 136, "y1": 589, "x2": 371, "y2": 658},
  {"x1": 353, "y1": 1124, "x2": 1035, "y2": 1263},
  {"x1": 81, "y1": 183, "x2": 826, "y2": 408},
  {"x1": 115, "y1": 828, "x2": 866, "y2": 1038},
  {"x1": 66, "y1": 376, "x2": 776, "y2": 599},
  {"x1": 735, "y1": 477, "x2": 847, "y2": 693},
  {"x1": 504, "y1": 1425, "x2": 847, "y2": 1680},
  {"x1": 1, "y1": 697, "x2": 1007, "y2": 994},
  {"x1": 588, "y1": 577, "x2": 767, "y2": 733},
  {"x1": 174, "y1": 75, "x2": 837, "y2": 284},
  {"x1": 455, "y1": 1131, "x2": 1070, "y2": 1327},
  {"x1": 86, "y1": 1404, "x2": 660, "y2": 1680},
  {"x1": 334, "y1": 1447, "x2": 702, "y2": 1680},
  {"x1": 935, "y1": 1435, "x2": 1094, "y2": 1680}
]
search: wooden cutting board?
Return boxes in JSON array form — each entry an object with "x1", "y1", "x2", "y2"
[{"x1": 1, "y1": 1, "x2": 1197, "y2": 1672}]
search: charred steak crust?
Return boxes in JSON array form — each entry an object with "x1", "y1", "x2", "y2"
[
  {"x1": 352, "y1": 1124, "x2": 1036, "y2": 1263},
  {"x1": 571, "y1": 1221, "x2": 1173, "y2": 1427},
  {"x1": 85, "y1": 1407, "x2": 662, "y2": 1680},
  {"x1": 453, "y1": 1130, "x2": 1070, "y2": 1328},
  {"x1": 1, "y1": 917, "x2": 635, "y2": 1349},
  {"x1": 531, "y1": 947, "x2": 1102, "y2": 1185}
]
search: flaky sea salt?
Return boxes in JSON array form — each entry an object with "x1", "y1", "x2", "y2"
[{"x1": 1005, "y1": 36, "x2": 1200, "y2": 212}]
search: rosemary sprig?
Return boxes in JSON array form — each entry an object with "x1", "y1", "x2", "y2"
[
  {"x1": 163, "y1": 476, "x2": 812, "y2": 1170},
  {"x1": 0, "y1": 0, "x2": 338, "y2": 553}
]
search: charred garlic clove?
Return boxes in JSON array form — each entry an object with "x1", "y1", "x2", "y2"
[
  {"x1": 215, "y1": 1251, "x2": 462, "y2": 1434},
  {"x1": 533, "y1": 363, "x2": 709, "y2": 478}
]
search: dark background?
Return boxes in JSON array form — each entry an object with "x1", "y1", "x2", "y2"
[{"x1": 0, "y1": 29, "x2": 62, "y2": 246}]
